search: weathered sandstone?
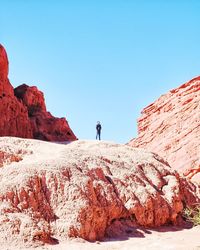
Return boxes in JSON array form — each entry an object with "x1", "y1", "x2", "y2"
[
  {"x1": 14, "y1": 84, "x2": 77, "y2": 141},
  {"x1": 0, "y1": 137, "x2": 199, "y2": 247},
  {"x1": 0, "y1": 44, "x2": 76, "y2": 141},
  {"x1": 0, "y1": 44, "x2": 33, "y2": 138},
  {"x1": 129, "y1": 77, "x2": 200, "y2": 182}
]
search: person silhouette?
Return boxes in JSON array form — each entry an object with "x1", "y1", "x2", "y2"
[{"x1": 96, "y1": 121, "x2": 102, "y2": 140}]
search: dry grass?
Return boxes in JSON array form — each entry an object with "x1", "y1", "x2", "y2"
[{"x1": 183, "y1": 204, "x2": 200, "y2": 226}]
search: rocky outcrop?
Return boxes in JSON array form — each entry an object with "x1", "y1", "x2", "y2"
[
  {"x1": 0, "y1": 137, "x2": 199, "y2": 247},
  {"x1": 129, "y1": 77, "x2": 200, "y2": 182},
  {"x1": 0, "y1": 44, "x2": 33, "y2": 138},
  {"x1": 14, "y1": 84, "x2": 77, "y2": 141},
  {"x1": 0, "y1": 44, "x2": 76, "y2": 141},
  {"x1": 0, "y1": 44, "x2": 9, "y2": 82},
  {"x1": 14, "y1": 84, "x2": 46, "y2": 112}
]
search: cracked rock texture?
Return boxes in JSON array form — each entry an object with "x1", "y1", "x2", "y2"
[
  {"x1": 129, "y1": 77, "x2": 200, "y2": 182},
  {"x1": 0, "y1": 137, "x2": 199, "y2": 247},
  {"x1": 0, "y1": 44, "x2": 76, "y2": 141}
]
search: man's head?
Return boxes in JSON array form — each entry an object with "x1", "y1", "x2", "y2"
[{"x1": 97, "y1": 121, "x2": 100, "y2": 124}]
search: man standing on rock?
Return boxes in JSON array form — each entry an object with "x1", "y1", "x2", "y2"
[{"x1": 96, "y1": 121, "x2": 102, "y2": 140}]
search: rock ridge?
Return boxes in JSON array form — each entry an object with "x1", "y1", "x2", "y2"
[{"x1": 129, "y1": 77, "x2": 200, "y2": 182}]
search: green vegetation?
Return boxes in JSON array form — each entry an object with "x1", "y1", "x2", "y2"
[{"x1": 183, "y1": 204, "x2": 200, "y2": 226}]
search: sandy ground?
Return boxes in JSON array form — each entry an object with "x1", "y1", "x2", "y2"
[{"x1": 2, "y1": 225, "x2": 199, "y2": 250}]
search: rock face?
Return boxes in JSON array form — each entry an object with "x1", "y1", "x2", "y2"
[
  {"x1": 0, "y1": 44, "x2": 9, "y2": 82},
  {"x1": 14, "y1": 84, "x2": 76, "y2": 141},
  {"x1": 129, "y1": 77, "x2": 200, "y2": 182},
  {"x1": 0, "y1": 44, "x2": 76, "y2": 141},
  {"x1": 0, "y1": 137, "x2": 199, "y2": 247},
  {"x1": 0, "y1": 44, "x2": 33, "y2": 138}
]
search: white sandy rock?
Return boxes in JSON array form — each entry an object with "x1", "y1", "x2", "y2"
[{"x1": 0, "y1": 137, "x2": 199, "y2": 248}]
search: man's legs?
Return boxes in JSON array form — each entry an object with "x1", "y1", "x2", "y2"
[
  {"x1": 97, "y1": 131, "x2": 101, "y2": 140},
  {"x1": 96, "y1": 131, "x2": 101, "y2": 140}
]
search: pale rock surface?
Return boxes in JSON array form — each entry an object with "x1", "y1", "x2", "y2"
[
  {"x1": 10, "y1": 225, "x2": 200, "y2": 250},
  {"x1": 129, "y1": 77, "x2": 200, "y2": 182},
  {"x1": 0, "y1": 137, "x2": 199, "y2": 248}
]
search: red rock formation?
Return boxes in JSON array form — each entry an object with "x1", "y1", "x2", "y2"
[
  {"x1": 14, "y1": 84, "x2": 77, "y2": 141},
  {"x1": 0, "y1": 137, "x2": 199, "y2": 247},
  {"x1": 0, "y1": 44, "x2": 9, "y2": 82},
  {"x1": 129, "y1": 77, "x2": 200, "y2": 182},
  {"x1": 0, "y1": 44, "x2": 33, "y2": 138},
  {"x1": 14, "y1": 84, "x2": 46, "y2": 112},
  {"x1": 0, "y1": 44, "x2": 76, "y2": 141}
]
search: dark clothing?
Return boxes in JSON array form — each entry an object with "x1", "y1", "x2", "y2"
[
  {"x1": 96, "y1": 124, "x2": 101, "y2": 132},
  {"x1": 96, "y1": 124, "x2": 101, "y2": 140}
]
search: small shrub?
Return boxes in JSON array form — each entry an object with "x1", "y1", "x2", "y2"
[{"x1": 183, "y1": 204, "x2": 200, "y2": 226}]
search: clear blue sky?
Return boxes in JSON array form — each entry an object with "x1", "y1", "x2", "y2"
[{"x1": 1, "y1": 0, "x2": 200, "y2": 143}]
